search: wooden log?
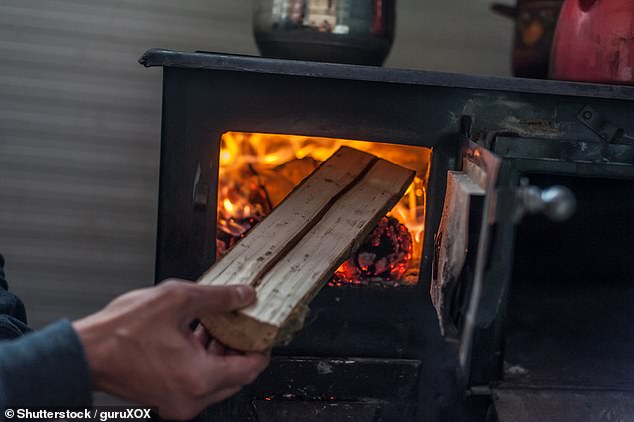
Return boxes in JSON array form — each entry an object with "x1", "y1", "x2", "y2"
[
  {"x1": 199, "y1": 146, "x2": 376, "y2": 288},
  {"x1": 199, "y1": 148, "x2": 415, "y2": 351}
]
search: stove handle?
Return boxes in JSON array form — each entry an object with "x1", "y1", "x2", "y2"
[
  {"x1": 519, "y1": 185, "x2": 576, "y2": 221},
  {"x1": 495, "y1": 184, "x2": 576, "y2": 224}
]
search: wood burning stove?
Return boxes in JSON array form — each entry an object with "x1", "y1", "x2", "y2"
[{"x1": 140, "y1": 49, "x2": 634, "y2": 422}]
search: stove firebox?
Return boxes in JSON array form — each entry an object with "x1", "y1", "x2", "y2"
[
  {"x1": 215, "y1": 132, "x2": 430, "y2": 288},
  {"x1": 141, "y1": 49, "x2": 634, "y2": 422}
]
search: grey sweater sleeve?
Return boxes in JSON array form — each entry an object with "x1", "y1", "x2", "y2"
[{"x1": 0, "y1": 320, "x2": 93, "y2": 412}]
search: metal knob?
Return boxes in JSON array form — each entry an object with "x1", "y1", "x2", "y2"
[{"x1": 519, "y1": 185, "x2": 576, "y2": 222}]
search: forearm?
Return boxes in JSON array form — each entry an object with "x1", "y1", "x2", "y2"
[{"x1": 0, "y1": 320, "x2": 93, "y2": 410}]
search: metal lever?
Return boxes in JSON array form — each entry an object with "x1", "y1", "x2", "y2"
[
  {"x1": 515, "y1": 185, "x2": 576, "y2": 222},
  {"x1": 495, "y1": 184, "x2": 577, "y2": 224}
]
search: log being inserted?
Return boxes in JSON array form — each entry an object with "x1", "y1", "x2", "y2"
[{"x1": 199, "y1": 146, "x2": 415, "y2": 351}]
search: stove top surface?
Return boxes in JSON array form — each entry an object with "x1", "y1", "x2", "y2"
[{"x1": 140, "y1": 49, "x2": 634, "y2": 101}]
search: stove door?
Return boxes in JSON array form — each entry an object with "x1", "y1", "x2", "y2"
[
  {"x1": 431, "y1": 138, "x2": 580, "y2": 390},
  {"x1": 430, "y1": 168, "x2": 485, "y2": 339},
  {"x1": 430, "y1": 141, "x2": 505, "y2": 383}
]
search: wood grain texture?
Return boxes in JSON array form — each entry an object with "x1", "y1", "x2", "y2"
[
  {"x1": 199, "y1": 146, "x2": 376, "y2": 287},
  {"x1": 201, "y1": 152, "x2": 414, "y2": 351}
]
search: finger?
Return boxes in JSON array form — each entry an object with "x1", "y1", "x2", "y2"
[{"x1": 207, "y1": 352, "x2": 270, "y2": 388}]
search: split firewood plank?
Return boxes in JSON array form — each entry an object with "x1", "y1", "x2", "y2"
[
  {"x1": 199, "y1": 146, "x2": 376, "y2": 287},
  {"x1": 430, "y1": 170, "x2": 485, "y2": 337},
  {"x1": 200, "y1": 157, "x2": 415, "y2": 351}
]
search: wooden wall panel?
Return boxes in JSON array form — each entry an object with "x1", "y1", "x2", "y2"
[{"x1": 0, "y1": 0, "x2": 512, "y2": 333}]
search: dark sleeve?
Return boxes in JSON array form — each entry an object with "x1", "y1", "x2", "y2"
[
  {"x1": 0, "y1": 320, "x2": 93, "y2": 411},
  {"x1": 0, "y1": 254, "x2": 7, "y2": 291},
  {"x1": 0, "y1": 254, "x2": 31, "y2": 340}
]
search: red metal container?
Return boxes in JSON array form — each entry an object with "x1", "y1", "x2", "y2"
[{"x1": 550, "y1": 0, "x2": 634, "y2": 84}]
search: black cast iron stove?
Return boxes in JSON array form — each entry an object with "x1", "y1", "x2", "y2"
[{"x1": 140, "y1": 49, "x2": 634, "y2": 422}]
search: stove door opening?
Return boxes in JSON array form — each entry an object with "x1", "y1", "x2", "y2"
[{"x1": 215, "y1": 131, "x2": 432, "y2": 288}]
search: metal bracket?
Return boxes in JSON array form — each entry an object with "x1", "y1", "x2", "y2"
[
  {"x1": 192, "y1": 163, "x2": 209, "y2": 210},
  {"x1": 577, "y1": 105, "x2": 623, "y2": 143}
]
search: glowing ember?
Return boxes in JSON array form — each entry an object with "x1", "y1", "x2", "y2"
[
  {"x1": 331, "y1": 216, "x2": 413, "y2": 286},
  {"x1": 216, "y1": 132, "x2": 430, "y2": 286},
  {"x1": 216, "y1": 168, "x2": 272, "y2": 254}
]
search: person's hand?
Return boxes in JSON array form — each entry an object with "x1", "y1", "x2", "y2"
[{"x1": 72, "y1": 279, "x2": 270, "y2": 420}]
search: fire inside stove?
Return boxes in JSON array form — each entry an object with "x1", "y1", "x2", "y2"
[{"x1": 216, "y1": 132, "x2": 431, "y2": 287}]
